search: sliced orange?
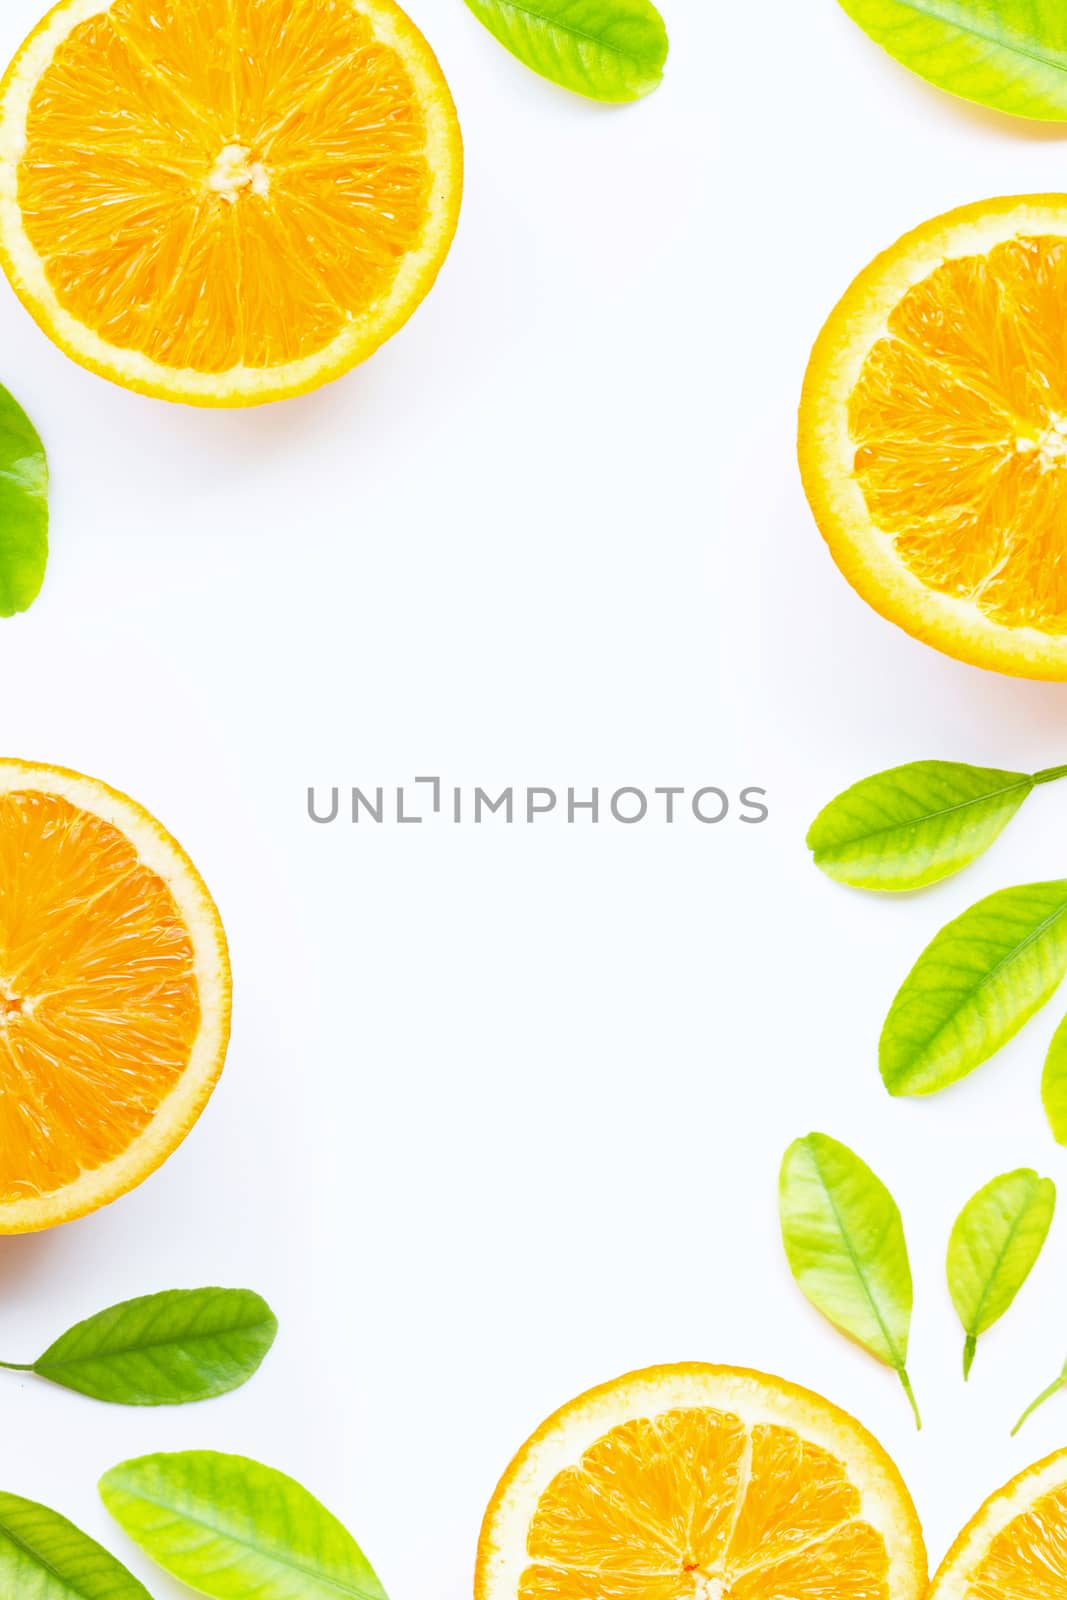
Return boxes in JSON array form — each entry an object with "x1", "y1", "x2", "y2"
[
  {"x1": 0, "y1": 0, "x2": 462, "y2": 405},
  {"x1": 929, "y1": 1448, "x2": 1067, "y2": 1598},
  {"x1": 799, "y1": 195, "x2": 1067, "y2": 680},
  {"x1": 0, "y1": 759, "x2": 230, "y2": 1232},
  {"x1": 476, "y1": 1363, "x2": 927, "y2": 1600}
]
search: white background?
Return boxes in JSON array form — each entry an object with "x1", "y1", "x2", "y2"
[{"x1": 2, "y1": 0, "x2": 1067, "y2": 1594}]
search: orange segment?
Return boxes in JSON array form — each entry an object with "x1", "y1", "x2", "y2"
[
  {"x1": 477, "y1": 1365, "x2": 927, "y2": 1600},
  {"x1": 0, "y1": 0, "x2": 462, "y2": 405},
  {"x1": 929, "y1": 1449, "x2": 1067, "y2": 1600},
  {"x1": 0, "y1": 761, "x2": 230, "y2": 1233},
  {"x1": 799, "y1": 197, "x2": 1067, "y2": 679}
]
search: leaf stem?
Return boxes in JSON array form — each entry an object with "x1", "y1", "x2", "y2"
[
  {"x1": 1012, "y1": 1373, "x2": 1064, "y2": 1435},
  {"x1": 1033, "y1": 764, "x2": 1067, "y2": 786},
  {"x1": 0, "y1": 1359, "x2": 33, "y2": 1372},
  {"x1": 963, "y1": 1334, "x2": 977, "y2": 1380},
  {"x1": 898, "y1": 1366, "x2": 922, "y2": 1430}
]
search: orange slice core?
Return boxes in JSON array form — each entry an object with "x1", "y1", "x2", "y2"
[
  {"x1": 521, "y1": 1406, "x2": 890, "y2": 1598},
  {"x1": 0, "y1": 791, "x2": 200, "y2": 1202},
  {"x1": 18, "y1": 0, "x2": 433, "y2": 372},
  {"x1": 850, "y1": 236, "x2": 1067, "y2": 632}
]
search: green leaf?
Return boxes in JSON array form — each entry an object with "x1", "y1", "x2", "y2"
[
  {"x1": 0, "y1": 384, "x2": 48, "y2": 616},
  {"x1": 100, "y1": 1451, "x2": 388, "y2": 1600},
  {"x1": 947, "y1": 1169, "x2": 1055, "y2": 1379},
  {"x1": 1042, "y1": 1012, "x2": 1067, "y2": 1145},
  {"x1": 1013, "y1": 1355, "x2": 1067, "y2": 1434},
  {"x1": 807, "y1": 760, "x2": 1034, "y2": 891},
  {"x1": 837, "y1": 0, "x2": 1067, "y2": 122},
  {"x1": 462, "y1": 0, "x2": 669, "y2": 102},
  {"x1": 0, "y1": 1490, "x2": 150, "y2": 1599},
  {"x1": 14, "y1": 1288, "x2": 277, "y2": 1405},
  {"x1": 779, "y1": 1133, "x2": 920, "y2": 1427},
  {"x1": 880, "y1": 881, "x2": 1067, "y2": 1097}
]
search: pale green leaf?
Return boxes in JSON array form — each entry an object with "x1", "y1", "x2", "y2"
[
  {"x1": 779, "y1": 1133, "x2": 920, "y2": 1426},
  {"x1": 880, "y1": 881, "x2": 1067, "y2": 1097},
  {"x1": 807, "y1": 760, "x2": 1033, "y2": 891},
  {"x1": 1014, "y1": 1355, "x2": 1067, "y2": 1433},
  {"x1": 1042, "y1": 1011, "x2": 1067, "y2": 1145},
  {"x1": 463, "y1": 0, "x2": 669, "y2": 102},
  {"x1": 100, "y1": 1451, "x2": 387, "y2": 1600},
  {"x1": 947, "y1": 1169, "x2": 1055, "y2": 1378},
  {"x1": 17, "y1": 1288, "x2": 277, "y2": 1405},
  {"x1": 0, "y1": 1490, "x2": 150, "y2": 1599},
  {"x1": 0, "y1": 384, "x2": 48, "y2": 616},
  {"x1": 838, "y1": 0, "x2": 1067, "y2": 121}
]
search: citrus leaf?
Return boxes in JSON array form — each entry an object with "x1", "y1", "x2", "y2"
[
  {"x1": 779, "y1": 1133, "x2": 920, "y2": 1427},
  {"x1": 15, "y1": 1288, "x2": 277, "y2": 1405},
  {"x1": 837, "y1": 0, "x2": 1067, "y2": 121},
  {"x1": 100, "y1": 1451, "x2": 387, "y2": 1600},
  {"x1": 880, "y1": 881, "x2": 1067, "y2": 1097},
  {"x1": 462, "y1": 0, "x2": 668, "y2": 102},
  {"x1": 807, "y1": 760, "x2": 1036, "y2": 892},
  {"x1": 947, "y1": 1169, "x2": 1055, "y2": 1379},
  {"x1": 0, "y1": 384, "x2": 48, "y2": 617},
  {"x1": 0, "y1": 1490, "x2": 150, "y2": 1599},
  {"x1": 1042, "y1": 1012, "x2": 1067, "y2": 1145},
  {"x1": 1014, "y1": 1355, "x2": 1067, "y2": 1433}
]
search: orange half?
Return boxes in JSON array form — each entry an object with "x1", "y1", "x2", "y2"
[
  {"x1": 799, "y1": 196, "x2": 1067, "y2": 680},
  {"x1": 0, "y1": 760, "x2": 230, "y2": 1232},
  {"x1": 0, "y1": 0, "x2": 462, "y2": 405},
  {"x1": 476, "y1": 1364, "x2": 927, "y2": 1600},
  {"x1": 929, "y1": 1448, "x2": 1067, "y2": 1599}
]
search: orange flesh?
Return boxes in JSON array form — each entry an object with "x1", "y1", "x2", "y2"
[
  {"x1": 0, "y1": 792, "x2": 200, "y2": 1201},
  {"x1": 849, "y1": 236, "x2": 1067, "y2": 632},
  {"x1": 521, "y1": 1406, "x2": 890, "y2": 1598},
  {"x1": 966, "y1": 1483, "x2": 1067, "y2": 1598},
  {"x1": 18, "y1": 0, "x2": 432, "y2": 371}
]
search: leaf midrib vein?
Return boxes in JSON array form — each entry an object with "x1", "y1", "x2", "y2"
[
  {"x1": 809, "y1": 1143, "x2": 907, "y2": 1375},
  {"x1": 474, "y1": 0, "x2": 646, "y2": 64},
  {"x1": 819, "y1": 777, "x2": 1030, "y2": 852},
  {"x1": 867, "y1": 0, "x2": 1067, "y2": 79},
  {"x1": 964, "y1": 1187, "x2": 1041, "y2": 1334},
  {"x1": 110, "y1": 1488, "x2": 379, "y2": 1600},
  {"x1": 39, "y1": 1317, "x2": 272, "y2": 1374}
]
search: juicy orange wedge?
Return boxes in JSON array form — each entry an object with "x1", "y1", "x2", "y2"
[
  {"x1": 476, "y1": 1364, "x2": 927, "y2": 1600},
  {"x1": 799, "y1": 196, "x2": 1067, "y2": 680},
  {"x1": 0, "y1": 760, "x2": 230, "y2": 1232},
  {"x1": 0, "y1": 0, "x2": 462, "y2": 405},
  {"x1": 930, "y1": 1449, "x2": 1067, "y2": 1599}
]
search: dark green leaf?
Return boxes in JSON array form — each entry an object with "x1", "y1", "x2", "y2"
[
  {"x1": 779, "y1": 1133, "x2": 920, "y2": 1427},
  {"x1": 101, "y1": 1451, "x2": 387, "y2": 1600},
  {"x1": 463, "y1": 0, "x2": 668, "y2": 102},
  {"x1": 0, "y1": 384, "x2": 48, "y2": 616},
  {"x1": 19, "y1": 1287, "x2": 277, "y2": 1405},
  {"x1": 838, "y1": 0, "x2": 1067, "y2": 122},
  {"x1": 947, "y1": 1169, "x2": 1055, "y2": 1378},
  {"x1": 880, "y1": 882, "x2": 1067, "y2": 1097},
  {"x1": 0, "y1": 1490, "x2": 149, "y2": 1599},
  {"x1": 807, "y1": 760, "x2": 1033, "y2": 891}
]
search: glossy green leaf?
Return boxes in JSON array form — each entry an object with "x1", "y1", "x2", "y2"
[
  {"x1": 0, "y1": 384, "x2": 48, "y2": 617},
  {"x1": 947, "y1": 1169, "x2": 1055, "y2": 1379},
  {"x1": 880, "y1": 881, "x2": 1067, "y2": 1097},
  {"x1": 779, "y1": 1133, "x2": 920, "y2": 1427},
  {"x1": 0, "y1": 1490, "x2": 150, "y2": 1599},
  {"x1": 462, "y1": 0, "x2": 668, "y2": 102},
  {"x1": 838, "y1": 0, "x2": 1067, "y2": 122},
  {"x1": 100, "y1": 1451, "x2": 387, "y2": 1600},
  {"x1": 1042, "y1": 1012, "x2": 1067, "y2": 1145},
  {"x1": 7, "y1": 1288, "x2": 277, "y2": 1405},
  {"x1": 1014, "y1": 1354, "x2": 1067, "y2": 1433},
  {"x1": 807, "y1": 760, "x2": 1034, "y2": 891}
]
